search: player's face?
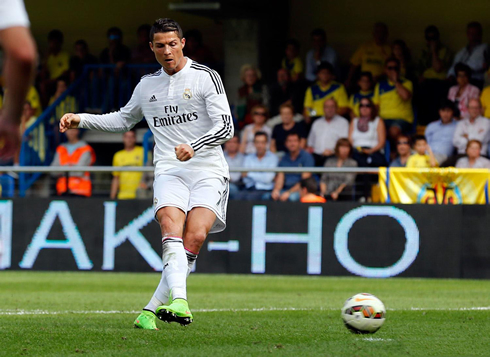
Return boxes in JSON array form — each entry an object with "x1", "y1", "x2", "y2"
[{"x1": 151, "y1": 32, "x2": 186, "y2": 74}]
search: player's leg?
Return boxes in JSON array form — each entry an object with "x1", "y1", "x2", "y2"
[{"x1": 135, "y1": 174, "x2": 189, "y2": 329}]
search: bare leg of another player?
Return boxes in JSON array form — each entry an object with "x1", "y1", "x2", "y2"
[{"x1": 0, "y1": 26, "x2": 36, "y2": 159}]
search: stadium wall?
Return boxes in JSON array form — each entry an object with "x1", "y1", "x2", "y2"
[{"x1": 1, "y1": 199, "x2": 489, "y2": 279}]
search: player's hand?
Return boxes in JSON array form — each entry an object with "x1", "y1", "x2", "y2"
[
  {"x1": 0, "y1": 120, "x2": 20, "y2": 160},
  {"x1": 59, "y1": 113, "x2": 81, "y2": 133},
  {"x1": 175, "y1": 144, "x2": 194, "y2": 161}
]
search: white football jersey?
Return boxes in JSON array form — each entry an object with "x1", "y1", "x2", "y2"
[
  {"x1": 0, "y1": 0, "x2": 30, "y2": 30},
  {"x1": 78, "y1": 58, "x2": 233, "y2": 178}
]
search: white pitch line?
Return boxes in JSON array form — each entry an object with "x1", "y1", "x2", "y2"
[{"x1": 0, "y1": 306, "x2": 490, "y2": 316}]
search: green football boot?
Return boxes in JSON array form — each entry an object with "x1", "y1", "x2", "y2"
[
  {"x1": 134, "y1": 310, "x2": 159, "y2": 330},
  {"x1": 156, "y1": 298, "x2": 193, "y2": 326}
]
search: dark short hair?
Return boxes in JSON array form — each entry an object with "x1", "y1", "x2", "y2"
[
  {"x1": 300, "y1": 177, "x2": 318, "y2": 194},
  {"x1": 254, "y1": 131, "x2": 268, "y2": 141},
  {"x1": 334, "y1": 138, "x2": 352, "y2": 157},
  {"x1": 397, "y1": 134, "x2": 411, "y2": 146},
  {"x1": 311, "y1": 28, "x2": 326, "y2": 39},
  {"x1": 74, "y1": 39, "x2": 88, "y2": 48},
  {"x1": 455, "y1": 62, "x2": 472, "y2": 78},
  {"x1": 286, "y1": 39, "x2": 300, "y2": 51},
  {"x1": 285, "y1": 132, "x2": 301, "y2": 141},
  {"x1": 413, "y1": 135, "x2": 427, "y2": 144},
  {"x1": 385, "y1": 57, "x2": 400, "y2": 68},
  {"x1": 425, "y1": 25, "x2": 440, "y2": 40},
  {"x1": 48, "y1": 29, "x2": 64, "y2": 42},
  {"x1": 138, "y1": 24, "x2": 151, "y2": 34},
  {"x1": 316, "y1": 61, "x2": 334, "y2": 75},
  {"x1": 358, "y1": 71, "x2": 373, "y2": 82},
  {"x1": 150, "y1": 18, "x2": 183, "y2": 41},
  {"x1": 439, "y1": 99, "x2": 454, "y2": 111},
  {"x1": 107, "y1": 27, "x2": 123, "y2": 38},
  {"x1": 467, "y1": 21, "x2": 483, "y2": 33}
]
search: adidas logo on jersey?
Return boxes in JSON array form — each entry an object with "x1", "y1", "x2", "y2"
[{"x1": 149, "y1": 95, "x2": 157, "y2": 102}]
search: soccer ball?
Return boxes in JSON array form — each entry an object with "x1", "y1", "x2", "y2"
[{"x1": 341, "y1": 293, "x2": 386, "y2": 334}]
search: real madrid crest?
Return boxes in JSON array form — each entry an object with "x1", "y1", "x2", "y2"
[{"x1": 183, "y1": 88, "x2": 192, "y2": 100}]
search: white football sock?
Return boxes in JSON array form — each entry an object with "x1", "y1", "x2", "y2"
[
  {"x1": 185, "y1": 248, "x2": 198, "y2": 276},
  {"x1": 162, "y1": 236, "x2": 188, "y2": 301}
]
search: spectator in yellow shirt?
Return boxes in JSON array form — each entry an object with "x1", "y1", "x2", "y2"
[
  {"x1": 406, "y1": 135, "x2": 438, "y2": 168},
  {"x1": 281, "y1": 39, "x2": 303, "y2": 83},
  {"x1": 111, "y1": 130, "x2": 145, "y2": 199},
  {"x1": 373, "y1": 58, "x2": 414, "y2": 143},
  {"x1": 480, "y1": 85, "x2": 490, "y2": 118},
  {"x1": 303, "y1": 62, "x2": 349, "y2": 123},
  {"x1": 346, "y1": 22, "x2": 391, "y2": 88}
]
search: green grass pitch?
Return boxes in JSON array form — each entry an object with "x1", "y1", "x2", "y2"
[{"x1": 0, "y1": 272, "x2": 489, "y2": 356}]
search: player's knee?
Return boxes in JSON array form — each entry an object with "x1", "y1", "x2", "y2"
[
  {"x1": 10, "y1": 45, "x2": 36, "y2": 69},
  {"x1": 184, "y1": 230, "x2": 207, "y2": 250},
  {"x1": 158, "y1": 214, "x2": 182, "y2": 236}
]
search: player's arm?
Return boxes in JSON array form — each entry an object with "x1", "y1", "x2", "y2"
[
  {"x1": 178, "y1": 71, "x2": 233, "y2": 161},
  {"x1": 60, "y1": 83, "x2": 144, "y2": 133}
]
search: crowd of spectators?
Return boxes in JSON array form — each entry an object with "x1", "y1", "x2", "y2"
[{"x1": 6, "y1": 20, "x2": 490, "y2": 201}]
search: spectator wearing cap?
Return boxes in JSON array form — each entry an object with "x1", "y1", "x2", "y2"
[
  {"x1": 447, "y1": 63, "x2": 480, "y2": 118},
  {"x1": 100, "y1": 27, "x2": 132, "y2": 66},
  {"x1": 448, "y1": 22, "x2": 489, "y2": 89},
  {"x1": 271, "y1": 132, "x2": 314, "y2": 202},
  {"x1": 424, "y1": 100, "x2": 458, "y2": 163},
  {"x1": 305, "y1": 28, "x2": 338, "y2": 82},
  {"x1": 303, "y1": 61, "x2": 349, "y2": 123}
]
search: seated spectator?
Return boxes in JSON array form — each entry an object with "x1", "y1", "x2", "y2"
[
  {"x1": 453, "y1": 98, "x2": 490, "y2": 155},
  {"x1": 268, "y1": 68, "x2": 295, "y2": 117},
  {"x1": 417, "y1": 25, "x2": 452, "y2": 125},
  {"x1": 240, "y1": 104, "x2": 272, "y2": 154},
  {"x1": 100, "y1": 27, "x2": 132, "y2": 67},
  {"x1": 237, "y1": 132, "x2": 278, "y2": 200},
  {"x1": 70, "y1": 40, "x2": 99, "y2": 81},
  {"x1": 390, "y1": 135, "x2": 412, "y2": 167},
  {"x1": 392, "y1": 40, "x2": 416, "y2": 83},
  {"x1": 406, "y1": 135, "x2": 438, "y2": 168},
  {"x1": 49, "y1": 77, "x2": 77, "y2": 123},
  {"x1": 271, "y1": 104, "x2": 306, "y2": 154},
  {"x1": 346, "y1": 22, "x2": 390, "y2": 88},
  {"x1": 184, "y1": 29, "x2": 215, "y2": 67},
  {"x1": 40, "y1": 29, "x2": 70, "y2": 106},
  {"x1": 448, "y1": 63, "x2": 480, "y2": 118},
  {"x1": 224, "y1": 135, "x2": 244, "y2": 199},
  {"x1": 110, "y1": 130, "x2": 144, "y2": 200},
  {"x1": 51, "y1": 129, "x2": 96, "y2": 197},
  {"x1": 282, "y1": 39, "x2": 303, "y2": 82},
  {"x1": 448, "y1": 22, "x2": 489, "y2": 89},
  {"x1": 132, "y1": 24, "x2": 155, "y2": 64},
  {"x1": 320, "y1": 138, "x2": 357, "y2": 201},
  {"x1": 19, "y1": 101, "x2": 45, "y2": 164},
  {"x1": 235, "y1": 64, "x2": 268, "y2": 129},
  {"x1": 424, "y1": 100, "x2": 458, "y2": 163},
  {"x1": 456, "y1": 140, "x2": 490, "y2": 168},
  {"x1": 305, "y1": 28, "x2": 338, "y2": 82},
  {"x1": 303, "y1": 62, "x2": 349, "y2": 122},
  {"x1": 373, "y1": 58, "x2": 414, "y2": 141},
  {"x1": 271, "y1": 132, "x2": 314, "y2": 202},
  {"x1": 480, "y1": 84, "x2": 490, "y2": 118},
  {"x1": 349, "y1": 72, "x2": 374, "y2": 119},
  {"x1": 349, "y1": 98, "x2": 387, "y2": 167},
  {"x1": 300, "y1": 177, "x2": 326, "y2": 203},
  {"x1": 307, "y1": 98, "x2": 349, "y2": 166}
]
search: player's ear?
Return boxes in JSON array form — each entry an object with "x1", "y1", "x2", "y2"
[
  {"x1": 149, "y1": 41, "x2": 154, "y2": 52},
  {"x1": 181, "y1": 37, "x2": 186, "y2": 49}
]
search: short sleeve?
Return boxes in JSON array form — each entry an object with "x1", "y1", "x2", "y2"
[
  {"x1": 402, "y1": 79, "x2": 413, "y2": 93},
  {"x1": 304, "y1": 87, "x2": 313, "y2": 108}
]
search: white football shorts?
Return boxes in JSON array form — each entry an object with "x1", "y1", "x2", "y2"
[
  {"x1": 0, "y1": 0, "x2": 30, "y2": 30},
  {"x1": 153, "y1": 168, "x2": 229, "y2": 233}
]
